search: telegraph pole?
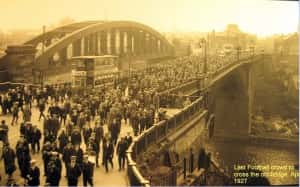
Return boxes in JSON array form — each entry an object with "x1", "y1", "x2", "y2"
[
  {"x1": 42, "y1": 25, "x2": 46, "y2": 54},
  {"x1": 200, "y1": 38, "x2": 208, "y2": 74},
  {"x1": 40, "y1": 25, "x2": 46, "y2": 88}
]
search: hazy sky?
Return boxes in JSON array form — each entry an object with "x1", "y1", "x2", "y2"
[{"x1": 0, "y1": 0, "x2": 298, "y2": 36}]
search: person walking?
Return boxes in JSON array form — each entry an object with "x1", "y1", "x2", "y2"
[
  {"x1": 0, "y1": 120, "x2": 8, "y2": 144},
  {"x1": 67, "y1": 156, "x2": 81, "y2": 186},
  {"x1": 2, "y1": 143, "x2": 16, "y2": 178},
  {"x1": 46, "y1": 152, "x2": 62, "y2": 186},
  {"x1": 26, "y1": 160, "x2": 40, "y2": 186},
  {"x1": 63, "y1": 142, "x2": 75, "y2": 177},
  {"x1": 103, "y1": 139, "x2": 114, "y2": 173},
  {"x1": 16, "y1": 135, "x2": 31, "y2": 181},
  {"x1": 82, "y1": 154, "x2": 94, "y2": 186},
  {"x1": 31, "y1": 125, "x2": 42, "y2": 154},
  {"x1": 38, "y1": 98, "x2": 46, "y2": 121},
  {"x1": 58, "y1": 128, "x2": 69, "y2": 154},
  {"x1": 116, "y1": 137, "x2": 127, "y2": 171},
  {"x1": 23, "y1": 104, "x2": 32, "y2": 122}
]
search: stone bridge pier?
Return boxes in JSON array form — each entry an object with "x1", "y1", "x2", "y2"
[{"x1": 207, "y1": 63, "x2": 256, "y2": 138}]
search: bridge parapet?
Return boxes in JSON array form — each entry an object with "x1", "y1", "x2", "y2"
[
  {"x1": 210, "y1": 55, "x2": 263, "y2": 77},
  {"x1": 126, "y1": 96, "x2": 205, "y2": 186},
  {"x1": 125, "y1": 54, "x2": 265, "y2": 186}
]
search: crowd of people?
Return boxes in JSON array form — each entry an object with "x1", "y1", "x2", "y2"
[{"x1": 0, "y1": 56, "x2": 205, "y2": 186}]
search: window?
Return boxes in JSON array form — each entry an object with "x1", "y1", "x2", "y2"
[
  {"x1": 75, "y1": 80, "x2": 81, "y2": 86},
  {"x1": 85, "y1": 59, "x2": 94, "y2": 71}
]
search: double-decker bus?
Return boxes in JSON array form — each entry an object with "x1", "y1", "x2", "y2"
[{"x1": 70, "y1": 55, "x2": 119, "y2": 89}]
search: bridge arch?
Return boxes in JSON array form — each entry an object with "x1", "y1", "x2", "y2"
[{"x1": 29, "y1": 21, "x2": 174, "y2": 67}]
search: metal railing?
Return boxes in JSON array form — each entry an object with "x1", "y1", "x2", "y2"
[
  {"x1": 210, "y1": 54, "x2": 262, "y2": 82},
  {"x1": 126, "y1": 96, "x2": 204, "y2": 186},
  {"x1": 0, "y1": 81, "x2": 40, "y2": 92},
  {"x1": 159, "y1": 79, "x2": 200, "y2": 96}
]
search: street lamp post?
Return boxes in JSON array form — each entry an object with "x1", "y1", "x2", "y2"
[
  {"x1": 236, "y1": 46, "x2": 241, "y2": 61},
  {"x1": 42, "y1": 25, "x2": 46, "y2": 55},
  {"x1": 127, "y1": 52, "x2": 133, "y2": 89},
  {"x1": 39, "y1": 70, "x2": 44, "y2": 88},
  {"x1": 199, "y1": 38, "x2": 208, "y2": 74}
]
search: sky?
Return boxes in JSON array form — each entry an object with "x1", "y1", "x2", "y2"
[{"x1": 0, "y1": 0, "x2": 298, "y2": 36}]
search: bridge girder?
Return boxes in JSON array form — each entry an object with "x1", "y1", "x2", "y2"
[{"x1": 26, "y1": 20, "x2": 173, "y2": 66}]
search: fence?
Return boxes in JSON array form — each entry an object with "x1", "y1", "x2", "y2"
[
  {"x1": 0, "y1": 81, "x2": 40, "y2": 92},
  {"x1": 126, "y1": 96, "x2": 204, "y2": 186},
  {"x1": 159, "y1": 79, "x2": 199, "y2": 97},
  {"x1": 158, "y1": 79, "x2": 203, "y2": 108}
]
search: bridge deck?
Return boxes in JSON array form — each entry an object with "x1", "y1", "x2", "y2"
[
  {"x1": 0, "y1": 104, "x2": 184, "y2": 186},
  {"x1": 0, "y1": 104, "x2": 130, "y2": 186}
]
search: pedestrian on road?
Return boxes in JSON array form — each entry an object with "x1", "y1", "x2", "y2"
[
  {"x1": 63, "y1": 142, "x2": 75, "y2": 177},
  {"x1": 31, "y1": 125, "x2": 42, "y2": 154},
  {"x1": 59, "y1": 103, "x2": 67, "y2": 125},
  {"x1": 73, "y1": 144, "x2": 84, "y2": 167},
  {"x1": 43, "y1": 115, "x2": 51, "y2": 135},
  {"x1": 22, "y1": 104, "x2": 32, "y2": 122},
  {"x1": 46, "y1": 152, "x2": 62, "y2": 186},
  {"x1": 0, "y1": 120, "x2": 9, "y2": 143},
  {"x1": 109, "y1": 118, "x2": 119, "y2": 146},
  {"x1": 26, "y1": 160, "x2": 40, "y2": 186},
  {"x1": 82, "y1": 154, "x2": 94, "y2": 186},
  {"x1": 24, "y1": 122, "x2": 33, "y2": 145},
  {"x1": 93, "y1": 122, "x2": 104, "y2": 147},
  {"x1": 58, "y1": 128, "x2": 69, "y2": 153},
  {"x1": 51, "y1": 114, "x2": 60, "y2": 139},
  {"x1": 11, "y1": 102, "x2": 19, "y2": 126},
  {"x1": 116, "y1": 137, "x2": 127, "y2": 171},
  {"x1": 82, "y1": 124, "x2": 92, "y2": 146},
  {"x1": 87, "y1": 135, "x2": 100, "y2": 167},
  {"x1": 71, "y1": 127, "x2": 82, "y2": 146},
  {"x1": 43, "y1": 130, "x2": 56, "y2": 144},
  {"x1": 124, "y1": 132, "x2": 133, "y2": 149},
  {"x1": 16, "y1": 135, "x2": 31, "y2": 180},
  {"x1": 103, "y1": 139, "x2": 114, "y2": 173},
  {"x1": 2, "y1": 143, "x2": 16, "y2": 178},
  {"x1": 42, "y1": 141, "x2": 52, "y2": 176},
  {"x1": 67, "y1": 156, "x2": 81, "y2": 186},
  {"x1": 1, "y1": 95, "x2": 8, "y2": 115}
]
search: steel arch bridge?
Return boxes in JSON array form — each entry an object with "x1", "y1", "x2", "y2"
[
  {"x1": 1, "y1": 20, "x2": 174, "y2": 82},
  {"x1": 28, "y1": 20, "x2": 174, "y2": 63}
]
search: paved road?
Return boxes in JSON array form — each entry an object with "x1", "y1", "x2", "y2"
[
  {"x1": 0, "y1": 101, "x2": 182, "y2": 186},
  {"x1": 0, "y1": 101, "x2": 132, "y2": 186}
]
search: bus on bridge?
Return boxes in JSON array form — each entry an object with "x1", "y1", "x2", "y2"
[{"x1": 70, "y1": 55, "x2": 120, "y2": 89}]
